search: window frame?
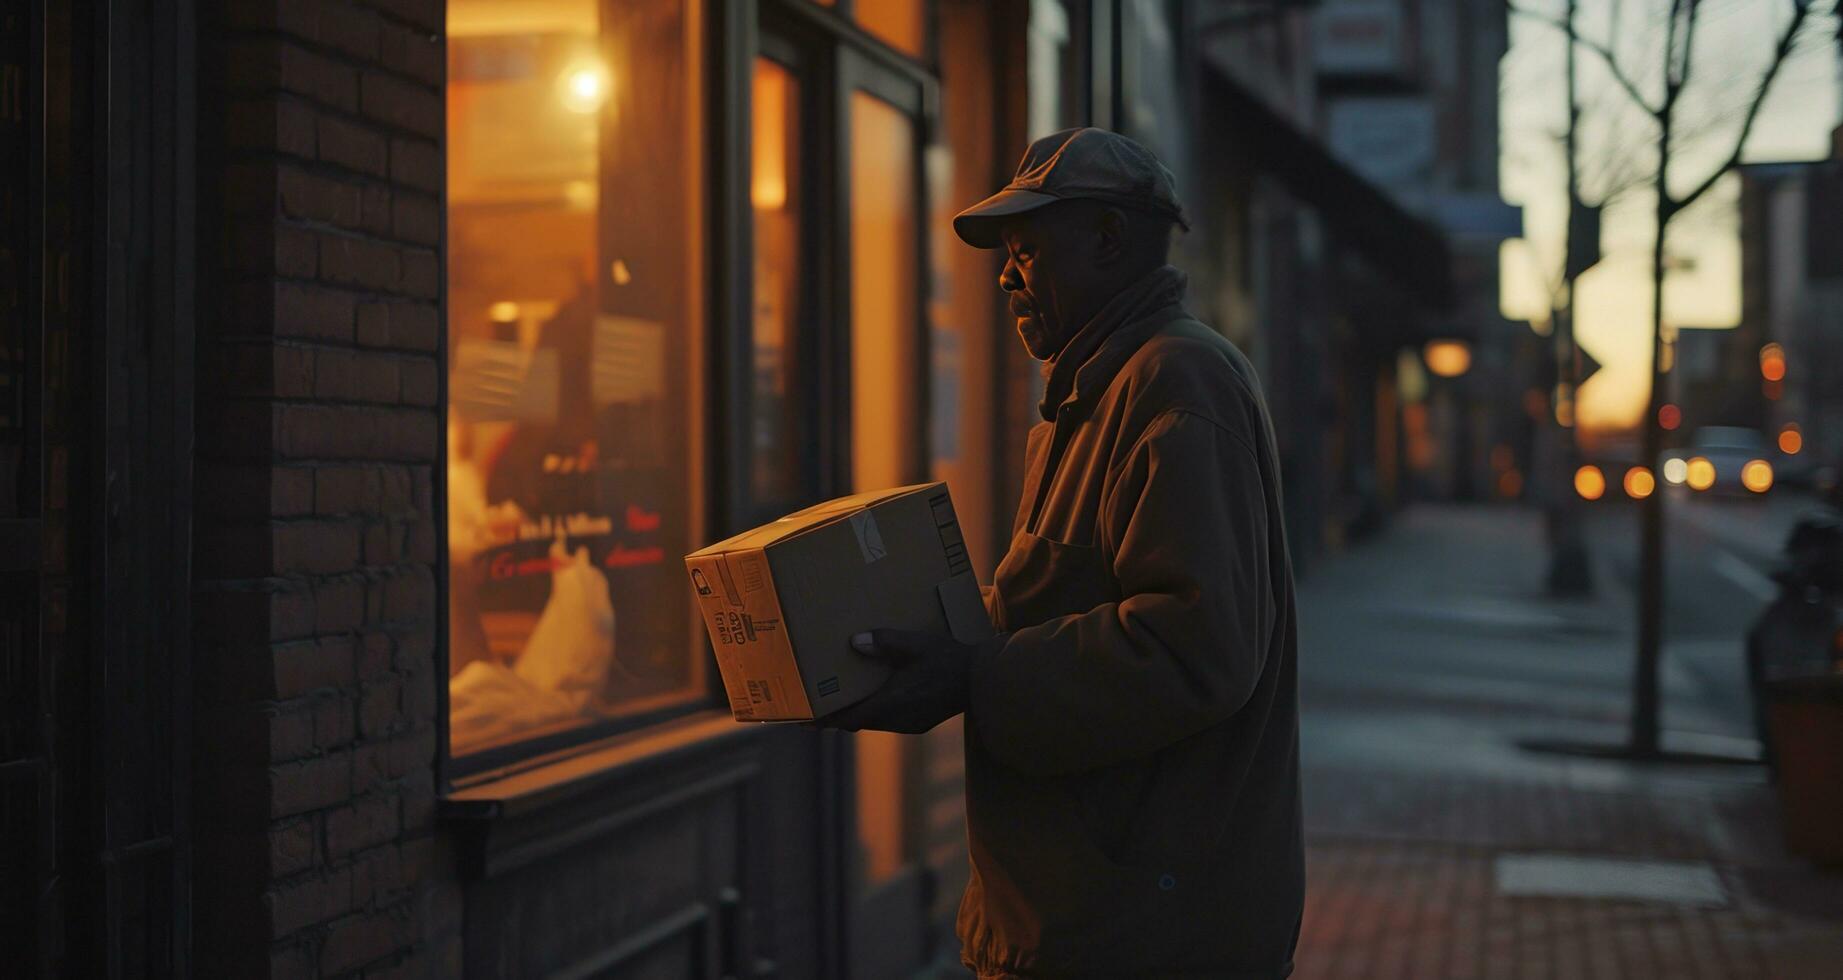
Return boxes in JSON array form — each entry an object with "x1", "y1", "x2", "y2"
[
  {"x1": 439, "y1": 0, "x2": 724, "y2": 785},
  {"x1": 438, "y1": 0, "x2": 944, "y2": 788}
]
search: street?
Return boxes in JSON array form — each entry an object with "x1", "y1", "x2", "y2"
[{"x1": 1296, "y1": 497, "x2": 1843, "y2": 978}]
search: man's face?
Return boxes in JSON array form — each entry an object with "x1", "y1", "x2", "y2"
[{"x1": 998, "y1": 209, "x2": 1096, "y2": 361}]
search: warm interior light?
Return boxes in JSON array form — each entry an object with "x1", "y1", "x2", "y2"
[
  {"x1": 1423, "y1": 340, "x2": 1471, "y2": 378},
  {"x1": 1779, "y1": 424, "x2": 1802, "y2": 455},
  {"x1": 751, "y1": 60, "x2": 790, "y2": 210},
  {"x1": 1575, "y1": 465, "x2": 1606, "y2": 501},
  {"x1": 1760, "y1": 343, "x2": 1786, "y2": 381},
  {"x1": 1658, "y1": 403, "x2": 1681, "y2": 431},
  {"x1": 560, "y1": 62, "x2": 610, "y2": 114},
  {"x1": 1663, "y1": 457, "x2": 1688, "y2": 485},
  {"x1": 1742, "y1": 459, "x2": 1774, "y2": 493},
  {"x1": 1624, "y1": 466, "x2": 1656, "y2": 500},
  {"x1": 1686, "y1": 457, "x2": 1716, "y2": 491},
  {"x1": 488, "y1": 300, "x2": 520, "y2": 323}
]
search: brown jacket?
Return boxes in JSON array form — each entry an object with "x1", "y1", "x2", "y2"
[{"x1": 960, "y1": 266, "x2": 1303, "y2": 978}]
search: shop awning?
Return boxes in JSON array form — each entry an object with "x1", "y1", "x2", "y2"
[{"x1": 1201, "y1": 66, "x2": 1455, "y2": 312}]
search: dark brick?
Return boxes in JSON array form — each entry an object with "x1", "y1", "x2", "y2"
[
  {"x1": 359, "y1": 70, "x2": 440, "y2": 140},
  {"x1": 391, "y1": 629, "x2": 433, "y2": 674},
  {"x1": 276, "y1": 222, "x2": 320, "y2": 278},
  {"x1": 273, "y1": 636, "x2": 357, "y2": 699},
  {"x1": 276, "y1": 404, "x2": 439, "y2": 461},
  {"x1": 387, "y1": 137, "x2": 441, "y2": 195},
  {"x1": 274, "y1": 520, "x2": 363, "y2": 575},
  {"x1": 319, "y1": 233, "x2": 402, "y2": 291},
  {"x1": 269, "y1": 705, "x2": 318, "y2": 762},
  {"x1": 405, "y1": 518, "x2": 436, "y2": 564},
  {"x1": 265, "y1": 865, "x2": 354, "y2": 936},
  {"x1": 399, "y1": 771, "x2": 436, "y2": 833},
  {"x1": 379, "y1": 566, "x2": 434, "y2": 623},
  {"x1": 398, "y1": 357, "x2": 437, "y2": 407},
  {"x1": 363, "y1": 0, "x2": 442, "y2": 35},
  {"x1": 314, "y1": 694, "x2": 356, "y2": 748},
  {"x1": 316, "y1": 2, "x2": 381, "y2": 60},
  {"x1": 378, "y1": 22, "x2": 442, "y2": 87},
  {"x1": 269, "y1": 942, "x2": 317, "y2": 980},
  {"x1": 400, "y1": 666, "x2": 436, "y2": 728},
  {"x1": 398, "y1": 248, "x2": 439, "y2": 299},
  {"x1": 270, "y1": 817, "x2": 319, "y2": 877},
  {"x1": 328, "y1": 793, "x2": 401, "y2": 859},
  {"x1": 278, "y1": 164, "x2": 364, "y2": 228},
  {"x1": 320, "y1": 910, "x2": 408, "y2": 975},
  {"x1": 315, "y1": 465, "x2": 376, "y2": 516},
  {"x1": 353, "y1": 727, "x2": 434, "y2": 794},
  {"x1": 360, "y1": 183, "x2": 393, "y2": 237},
  {"x1": 359, "y1": 676, "x2": 402, "y2": 736},
  {"x1": 315, "y1": 578, "x2": 367, "y2": 634},
  {"x1": 314, "y1": 348, "x2": 402, "y2": 404},
  {"x1": 270, "y1": 752, "x2": 351, "y2": 818},
  {"x1": 279, "y1": 43, "x2": 360, "y2": 111},
  {"x1": 317, "y1": 114, "x2": 389, "y2": 177},
  {"x1": 358, "y1": 631, "x2": 394, "y2": 681},
  {"x1": 350, "y1": 842, "x2": 405, "y2": 906},
  {"x1": 391, "y1": 194, "x2": 439, "y2": 246}
]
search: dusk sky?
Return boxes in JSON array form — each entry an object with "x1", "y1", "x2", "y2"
[{"x1": 1499, "y1": 0, "x2": 1841, "y2": 431}]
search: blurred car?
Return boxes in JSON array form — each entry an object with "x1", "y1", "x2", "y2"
[{"x1": 1661, "y1": 426, "x2": 1776, "y2": 497}]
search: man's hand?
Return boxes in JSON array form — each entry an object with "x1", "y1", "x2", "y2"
[{"x1": 813, "y1": 629, "x2": 997, "y2": 734}]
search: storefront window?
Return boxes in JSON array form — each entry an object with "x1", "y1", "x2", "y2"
[
  {"x1": 856, "y1": 0, "x2": 927, "y2": 58},
  {"x1": 751, "y1": 57, "x2": 808, "y2": 510},
  {"x1": 446, "y1": 0, "x2": 705, "y2": 760}
]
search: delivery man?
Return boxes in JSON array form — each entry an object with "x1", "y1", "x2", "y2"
[{"x1": 821, "y1": 128, "x2": 1303, "y2": 979}]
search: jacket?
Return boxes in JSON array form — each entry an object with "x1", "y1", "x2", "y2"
[{"x1": 959, "y1": 265, "x2": 1303, "y2": 978}]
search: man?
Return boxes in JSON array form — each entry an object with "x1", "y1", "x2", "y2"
[{"x1": 823, "y1": 128, "x2": 1303, "y2": 979}]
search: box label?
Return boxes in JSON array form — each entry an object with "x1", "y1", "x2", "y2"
[{"x1": 686, "y1": 551, "x2": 814, "y2": 720}]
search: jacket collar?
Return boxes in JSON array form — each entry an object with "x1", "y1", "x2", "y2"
[{"x1": 1038, "y1": 264, "x2": 1190, "y2": 422}]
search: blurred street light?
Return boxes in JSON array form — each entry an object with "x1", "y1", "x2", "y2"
[
  {"x1": 1742, "y1": 459, "x2": 1774, "y2": 494},
  {"x1": 1760, "y1": 342, "x2": 1786, "y2": 381},
  {"x1": 1779, "y1": 424, "x2": 1803, "y2": 455},
  {"x1": 1657, "y1": 403, "x2": 1681, "y2": 431},
  {"x1": 1574, "y1": 465, "x2": 1606, "y2": 501},
  {"x1": 1686, "y1": 457, "x2": 1716, "y2": 491},
  {"x1": 1423, "y1": 340, "x2": 1472, "y2": 378},
  {"x1": 1623, "y1": 467, "x2": 1655, "y2": 500},
  {"x1": 1662, "y1": 457, "x2": 1688, "y2": 485}
]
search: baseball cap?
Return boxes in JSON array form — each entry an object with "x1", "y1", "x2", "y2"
[{"x1": 952, "y1": 127, "x2": 1190, "y2": 249}]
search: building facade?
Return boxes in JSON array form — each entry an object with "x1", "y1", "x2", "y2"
[{"x1": 4, "y1": 1, "x2": 1456, "y2": 976}]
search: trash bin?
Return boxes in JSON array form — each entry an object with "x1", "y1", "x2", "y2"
[{"x1": 1766, "y1": 674, "x2": 1843, "y2": 865}]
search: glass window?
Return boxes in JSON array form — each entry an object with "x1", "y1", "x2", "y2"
[
  {"x1": 856, "y1": 0, "x2": 927, "y2": 58},
  {"x1": 446, "y1": 0, "x2": 706, "y2": 761},
  {"x1": 848, "y1": 89, "x2": 921, "y2": 885},
  {"x1": 751, "y1": 57, "x2": 808, "y2": 510}
]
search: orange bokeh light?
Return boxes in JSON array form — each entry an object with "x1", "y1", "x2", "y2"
[
  {"x1": 1657, "y1": 403, "x2": 1681, "y2": 430},
  {"x1": 1575, "y1": 465, "x2": 1606, "y2": 501},
  {"x1": 1742, "y1": 459, "x2": 1774, "y2": 494},
  {"x1": 1779, "y1": 425, "x2": 1802, "y2": 455},
  {"x1": 1624, "y1": 467, "x2": 1655, "y2": 499},
  {"x1": 1760, "y1": 343, "x2": 1786, "y2": 381},
  {"x1": 1686, "y1": 457, "x2": 1716, "y2": 491}
]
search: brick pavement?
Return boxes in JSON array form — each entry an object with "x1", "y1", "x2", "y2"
[{"x1": 1294, "y1": 506, "x2": 1843, "y2": 980}]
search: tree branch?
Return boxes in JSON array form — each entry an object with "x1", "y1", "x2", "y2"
[
  {"x1": 1507, "y1": 2, "x2": 1662, "y2": 117},
  {"x1": 1671, "y1": 0, "x2": 1814, "y2": 210}
]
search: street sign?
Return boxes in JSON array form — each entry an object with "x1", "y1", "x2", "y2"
[{"x1": 1573, "y1": 343, "x2": 1602, "y2": 389}]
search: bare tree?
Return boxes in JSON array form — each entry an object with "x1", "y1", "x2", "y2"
[{"x1": 1509, "y1": 0, "x2": 1829, "y2": 755}]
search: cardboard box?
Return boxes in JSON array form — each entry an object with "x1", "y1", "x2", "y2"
[{"x1": 685, "y1": 482, "x2": 993, "y2": 722}]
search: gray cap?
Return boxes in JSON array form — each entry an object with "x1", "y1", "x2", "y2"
[{"x1": 953, "y1": 127, "x2": 1189, "y2": 249}]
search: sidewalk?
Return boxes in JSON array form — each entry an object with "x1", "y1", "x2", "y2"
[{"x1": 1296, "y1": 505, "x2": 1843, "y2": 979}]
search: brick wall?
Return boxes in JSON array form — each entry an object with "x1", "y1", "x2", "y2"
[{"x1": 191, "y1": 1, "x2": 458, "y2": 975}]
